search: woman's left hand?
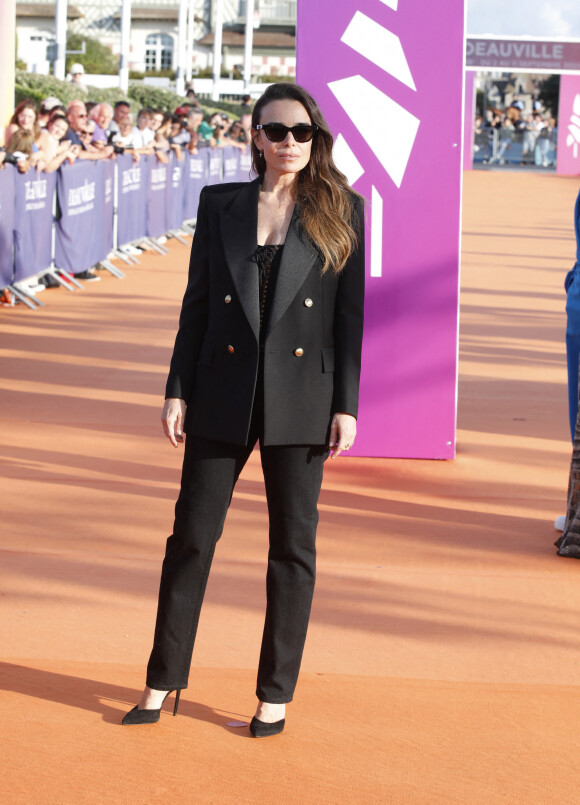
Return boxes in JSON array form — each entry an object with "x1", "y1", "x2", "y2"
[{"x1": 329, "y1": 413, "x2": 357, "y2": 458}]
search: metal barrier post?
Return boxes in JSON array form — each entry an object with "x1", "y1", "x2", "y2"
[{"x1": 7, "y1": 284, "x2": 42, "y2": 309}]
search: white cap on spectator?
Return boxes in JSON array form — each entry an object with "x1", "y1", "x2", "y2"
[
  {"x1": 40, "y1": 96, "x2": 62, "y2": 111},
  {"x1": 70, "y1": 63, "x2": 85, "y2": 75}
]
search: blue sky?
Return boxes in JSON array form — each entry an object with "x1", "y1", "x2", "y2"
[{"x1": 467, "y1": 0, "x2": 580, "y2": 37}]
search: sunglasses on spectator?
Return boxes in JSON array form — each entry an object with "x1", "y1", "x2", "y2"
[{"x1": 255, "y1": 124, "x2": 318, "y2": 143}]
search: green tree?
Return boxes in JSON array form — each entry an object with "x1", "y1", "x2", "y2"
[{"x1": 65, "y1": 33, "x2": 119, "y2": 75}]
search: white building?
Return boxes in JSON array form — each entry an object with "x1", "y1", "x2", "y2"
[
  {"x1": 16, "y1": 2, "x2": 83, "y2": 75},
  {"x1": 15, "y1": 0, "x2": 296, "y2": 78}
]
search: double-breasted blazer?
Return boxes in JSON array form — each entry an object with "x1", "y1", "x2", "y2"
[{"x1": 165, "y1": 176, "x2": 365, "y2": 446}]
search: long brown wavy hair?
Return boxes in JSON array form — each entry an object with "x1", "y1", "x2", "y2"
[
  {"x1": 251, "y1": 83, "x2": 362, "y2": 274},
  {"x1": 9, "y1": 100, "x2": 41, "y2": 142}
]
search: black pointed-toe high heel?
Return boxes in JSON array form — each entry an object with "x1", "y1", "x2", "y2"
[
  {"x1": 249, "y1": 716, "x2": 285, "y2": 738},
  {"x1": 122, "y1": 689, "x2": 181, "y2": 725}
]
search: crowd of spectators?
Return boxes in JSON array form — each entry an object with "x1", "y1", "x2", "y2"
[
  {"x1": 1, "y1": 95, "x2": 252, "y2": 176},
  {"x1": 474, "y1": 98, "x2": 558, "y2": 167},
  {"x1": 0, "y1": 92, "x2": 253, "y2": 298}
]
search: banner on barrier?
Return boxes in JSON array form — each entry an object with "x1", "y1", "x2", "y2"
[
  {"x1": 13, "y1": 168, "x2": 56, "y2": 282},
  {"x1": 222, "y1": 147, "x2": 240, "y2": 183},
  {"x1": 207, "y1": 150, "x2": 222, "y2": 185},
  {"x1": 183, "y1": 151, "x2": 207, "y2": 219},
  {"x1": 147, "y1": 159, "x2": 169, "y2": 239},
  {"x1": 239, "y1": 149, "x2": 253, "y2": 183},
  {"x1": 167, "y1": 154, "x2": 187, "y2": 231},
  {"x1": 55, "y1": 161, "x2": 106, "y2": 274},
  {"x1": 0, "y1": 164, "x2": 15, "y2": 287},
  {"x1": 116, "y1": 154, "x2": 149, "y2": 245}
]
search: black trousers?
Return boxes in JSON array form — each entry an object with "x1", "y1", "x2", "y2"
[{"x1": 146, "y1": 380, "x2": 329, "y2": 703}]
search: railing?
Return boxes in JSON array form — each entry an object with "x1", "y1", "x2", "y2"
[
  {"x1": 238, "y1": 0, "x2": 296, "y2": 23},
  {"x1": 473, "y1": 127, "x2": 557, "y2": 169}
]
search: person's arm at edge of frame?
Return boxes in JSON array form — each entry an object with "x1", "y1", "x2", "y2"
[
  {"x1": 329, "y1": 194, "x2": 366, "y2": 458},
  {"x1": 162, "y1": 187, "x2": 211, "y2": 447}
]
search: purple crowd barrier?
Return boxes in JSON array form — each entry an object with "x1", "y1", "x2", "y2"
[
  {"x1": 206, "y1": 150, "x2": 222, "y2": 186},
  {"x1": 183, "y1": 151, "x2": 207, "y2": 220},
  {"x1": 116, "y1": 153, "x2": 150, "y2": 246},
  {"x1": 238, "y1": 149, "x2": 253, "y2": 183},
  {"x1": 0, "y1": 164, "x2": 16, "y2": 287},
  {"x1": 13, "y1": 168, "x2": 57, "y2": 283},
  {"x1": 167, "y1": 155, "x2": 187, "y2": 231},
  {"x1": 55, "y1": 161, "x2": 108, "y2": 275},
  {"x1": 147, "y1": 159, "x2": 170, "y2": 239},
  {"x1": 222, "y1": 146, "x2": 240, "y2": 183},
  {"x1": 2, "y1": 146, "x2": 253, "y2": 291}
]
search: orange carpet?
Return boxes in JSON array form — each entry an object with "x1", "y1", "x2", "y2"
[{"x1": 2, "y1": 170, "x2": 580, "y2": 804}]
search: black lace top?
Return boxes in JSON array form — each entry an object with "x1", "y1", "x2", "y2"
[{"x1": 253, "y1": 244, "x2": 284, "y2": 340}]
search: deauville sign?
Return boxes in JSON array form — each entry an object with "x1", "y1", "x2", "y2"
[{"x1": 466, "y1": 37, "x2": 580, "y2": 73}]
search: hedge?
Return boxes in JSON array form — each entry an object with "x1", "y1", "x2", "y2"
[
  {"x1": 15, "y1": 71, "x2": 130, "y2": 110},
  {"x1": 13, "y1": 72, "x2": 248, "y2": 122}
]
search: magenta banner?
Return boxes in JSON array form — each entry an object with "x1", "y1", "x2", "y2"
[
  {"x1": 466, "y1": 37, "x2": 580, "y2": 73},
  {"x1": 297, "y1": 0, "x2": 464, "y2": 458},
  {"x1": 557, "y1": 75, "x2": 580, "y2": 177}
]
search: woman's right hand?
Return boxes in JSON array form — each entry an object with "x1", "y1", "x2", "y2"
[{"x1": 161, "y1": 398, "x2": 187, "y2": 447}]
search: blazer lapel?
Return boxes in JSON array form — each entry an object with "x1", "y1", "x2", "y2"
[
  {"x1": 266, "y1": 206, "x2": 320, "y2": 336},
  {"x1": 219, "y1": 178, "x2": 262, "y2": 340}
]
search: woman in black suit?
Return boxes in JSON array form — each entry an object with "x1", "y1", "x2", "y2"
[{"x1": 122, "y1": 83, "x2": 365, "y2": 736}]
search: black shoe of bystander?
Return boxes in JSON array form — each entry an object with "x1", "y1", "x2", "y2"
[{"x1": 75, "y1": 270, "x2": 101, "y2": 282}]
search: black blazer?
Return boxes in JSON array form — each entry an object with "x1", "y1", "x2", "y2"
[{"x1": 166, "y1": 177, "x2": 365, "y2": 446}]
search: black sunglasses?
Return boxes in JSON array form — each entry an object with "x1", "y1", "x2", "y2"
[{"x1": 255, "y1": 123, "x2": 318, "y2": 143}]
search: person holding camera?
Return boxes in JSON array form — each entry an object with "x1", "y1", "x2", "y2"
[
  {"x1": 4, "y1": 128, "x2": 45, "y2": 173},
  {"x1": 131, "y1": 108, "x2": 156, "y2": 149},
  {"x1": 111, "y1": 114, "x2": 167, "y2": 165},
  {"x1": 111, "y1": 114, "x2": 140, "y2": 154}
]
